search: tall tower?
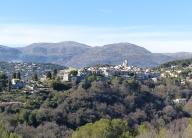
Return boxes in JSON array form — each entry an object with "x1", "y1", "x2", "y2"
[{"x1": 123, "y1": 59, "x2": 128, "y2": 67}]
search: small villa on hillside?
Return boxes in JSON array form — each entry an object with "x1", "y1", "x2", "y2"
[
  {"x1": 57, "y1": 68, "x2": 79, "y2": 82},
  {"x1": 173, "y1": 98, "x2": 187, "y2": 105},
  {"x1": 11, "y1": 78, "x2": 25, "y2": 89}
]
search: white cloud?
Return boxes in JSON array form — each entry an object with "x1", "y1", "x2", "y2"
[{"x1": 0, "y1": 24, "x2": 192, "y2": 53}]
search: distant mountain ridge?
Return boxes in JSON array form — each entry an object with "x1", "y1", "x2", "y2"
[
  {"x1": 0, "y1": 41, "x2": 192, "y2": 68},
  {"x1": 0, "y1": 45, "x2": 22, "y2": 61},
  {"x1": 66, "y1": 43, "x2": 170, "y2": 67},
  {"x1": 163, "y1": 52, "x2": 192, "y2": 60}
]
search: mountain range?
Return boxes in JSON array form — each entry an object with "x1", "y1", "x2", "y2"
[{"x1": 0, "y1": 41, "x2": 192, "y2": 68}]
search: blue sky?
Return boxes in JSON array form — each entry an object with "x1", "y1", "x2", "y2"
[{"x1": 0, "y1": 0, "x2": 192, "y2": 52}]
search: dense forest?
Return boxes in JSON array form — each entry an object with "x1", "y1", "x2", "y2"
[{"x1": 0, "y1": 72, "x2": 192, "y2": 138}]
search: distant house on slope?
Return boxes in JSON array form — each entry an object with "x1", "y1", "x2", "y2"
[
  {"x1": 173, "y1": 98, "x2": 187, "y2": 105},
  {"x1": 57, "y1": 68, "x2": 79, "y2": 82},
  {"x1": 11, "y1": 78, "x2": 24, "y2": 89}
]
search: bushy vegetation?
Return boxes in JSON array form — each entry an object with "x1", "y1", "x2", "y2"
[
  {"x1": 72, "y1": 119, "x2": 134, "y2": 138},
  {"x1": 0, "y1": 121, "x2": 21, "y2": 138},
  {"x1": 0, "y1": 74, "x2": 192, "y2": 137}
]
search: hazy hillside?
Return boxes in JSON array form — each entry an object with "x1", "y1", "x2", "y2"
[
  {"x1": 19, "y1": 41, "x2": 91, "y2": 56},
  {"x1": 0, "y1": 45, "x2": 22, "y2": 61},
  {"x1": 0, "y1": 41, "x2": 188, "y2": 67},
  {"x1": 67, "y1": 43, "x2": 173, "y2": 67},
  {"x1": 163, "y1": 52, "x2": 192, "y2": 60},
  {"x1": 19, "y1": 41, "x2": 91, "y2": 65}
]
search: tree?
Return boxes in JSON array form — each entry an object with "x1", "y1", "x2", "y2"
[
  {"x1": 32, "y1": 73, "x2": 38, "y2": 81},
  {"x1": 16, "y1": 72, "x2": 21, "y2": 79},
  {"x1": 81, "y1": 79, "x2": 91, "y2": 89},
  {"x1": 0, "y1": 121, "x2": 21, "y2": 138},
  {"x1": 7, "y1": 79, "x2": 12, "y2": 92},
  {"x1": 87, "y1": 75, "x2": 97, "y2": 82},
  {"x1": 53, "y1": 69, "x2": 58, "y2": 78},
  {"x1": 128, "y1": 80, "x2": 140, "y2": 94},
  {"x1": 19, "y1": 109, "x2": 31, "y2": 123},
  {"x1": 46, "y1": 71, "x2": 52, "y2": 79},
  {"x1": 0, "y1": 73, "x2": 7, "y2": 80},
  {"x1": 71, "y1": 119, "x2": 133, "y2": 138},
  {"x1": 0, "y1": 73, "x2": 8, "y2": 91},
  {"x1": 183, "y1": 119, "x2": 192, "y2": 138},
  {"x1": 51, "y1": 81, "x2": 71, "y2": 91},
  {"x1": 148, "y1": 82, "x2": 155, "y2": 92},
  {"x1": 70, "y1": 70, "x2": 78, "y2": 76},
  {"x1": 12, "y1": 73, "x2": 17, "y2": 79}
]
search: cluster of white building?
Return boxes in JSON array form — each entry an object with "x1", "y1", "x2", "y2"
[
  {"x1": 160, "y1": 65, "x2": 192, "y2": 86},
  {"x1": 83, "y1": 60, "x2": 160, "y2": 80},
  {"x1": 57, "y1": 60, "x2": 160, "y2": 82}
]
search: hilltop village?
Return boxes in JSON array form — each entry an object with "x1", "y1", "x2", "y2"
[
  {"x1": 1, "y1": 60, "x2": 192, "y2": 105},
  {"x1": 1, "y1": 59, "x2": 192, "y2": 137},
  {"x1": 1, "y1": 60, "x2": 192, "y2": 94},
  {"x1": 0, "y1": 60, "x2": 160, "y2": 92}
]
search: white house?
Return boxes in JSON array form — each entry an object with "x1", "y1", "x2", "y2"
[
  {"x1": 58, "y1": 68, "x2": 78, "y2": 82},
  {"x1": 173, "y1": 98, "x2": 187, "y2": 104},
  {"x1": 11, "y1": 79, "x2": 24, "y2": 89}
]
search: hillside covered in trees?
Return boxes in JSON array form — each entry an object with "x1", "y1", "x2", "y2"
[
  {"x1": 1, "y1": 70, "x2": 192, "y2": 138},
  {"x1": 160, "y1": 58, "x2": 192, "y2": 68}
]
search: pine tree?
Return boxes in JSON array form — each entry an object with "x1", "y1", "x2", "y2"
[
  {"x1": 16, "y1": 72, "x2": 21, "y2": 80},
  {"x1": 46, "y1": 71, "x2": 52, "y2": 79},
  {"x1": 32, "y1": 73, "x2": 38, "y2": 81},
  {"x1": 12, "y1": 73, "x2": 17, "y2": 79}
]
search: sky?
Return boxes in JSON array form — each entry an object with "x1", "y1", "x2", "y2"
[{"x1": 0, "y1": 0, "x2": 192, "y2": 52}]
